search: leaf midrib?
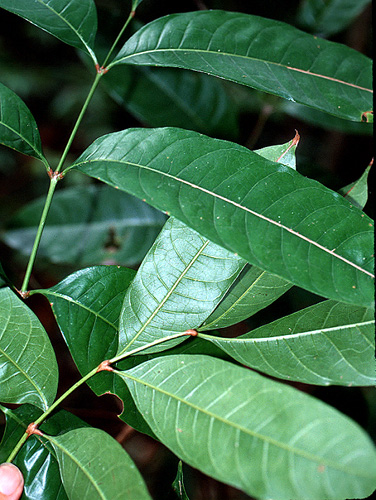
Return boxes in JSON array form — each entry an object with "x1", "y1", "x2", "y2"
[
  {"x1": 203, "y1": 319, "x2": 375, "y2": 343},
  {"x1": 120, "y1": 369, "x2": 372, "y2": 478},
  {"x1": 73, "y1": 157, "x2": 375, "y2": 279},
  {"x1": 118, "y1": 239, "x2": 210, "y2": 355},
  {"x1": 35, "y1": 0, "x2": 97, "y2": 63},
  {"x1": 113, "y1": 48, "x2": 372, "y2": 94}
]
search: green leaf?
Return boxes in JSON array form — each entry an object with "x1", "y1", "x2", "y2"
[
  {"x1": 0, "y1": 82, "x2": 48, "y2": 166},
  {"x1": 201, "y1": 265, "x2": 292, "y2": 330},
  {"x1": 0, "y1": 405, "x2": 89, "y2": 500},
  {"x1": 172, "y1": 461, "x2": 190, "y2": 500},
  {"x1": 105, "y1": 65, "x2": 239, "y2": 138},
  {"x1": 0, "y1": 288, "x2": 58, "y2": 410},
  {"x1": 0, "y1": 0, "x2": 98, "y2": 64},
  {"x1": 38, "y1": 265, "x2": 155, "y2": 437},
  {"x1": 109, "y1": 11, "x2": 372, "y2": 122},
  {"x1": 203, "y1": 135, "x2": 299, "y2": 330},
  {"x1": 117, "y1": 217, "x2": 244, "y2": 356},
  {"x1": 283, "y1": 102, "x2": 373, "y2": 135},
  {"x1": 39, "y1": 265, "x2": 135, "y2": 384},
  {"x1": 48, "y1": 427, "x2": 151, "y2": 500},
  {"x1": 3, "y1": 185, "x2": 166, "y2": 267},
  {"x1": 117, "y1": 355, "x2": 376, "y2": 500},
  {"x1": 200, "y1": 300, "x2": 375, "y2": 386},
  {"x1": 72, "y1": 127, "x2": 374, "y2": 308},
  {"x1": 339, "y1": 164, "x2": 371, "y2": 210},
  {"x1": 297, "y1": 0, "x2": 371, "y2": 36}
]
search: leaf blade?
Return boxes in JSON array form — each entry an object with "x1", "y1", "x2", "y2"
[
  {"x1": 0, "y1": 288, "x2": 58, "y2": 410},
  {"x1": 0, "y1": 0, "x2": 98, "y2": 64},
  {"x1": 0, "y1": 82, "x2": 47, "y2": 165},
  {"x1": 118, "y1": 217, "x2": 244, "y2": 355},
  {"x1": 72, "y1": 127, "x2": 374, "y2": 308},
  {"x1": 117, "y1": 355, "x2": 376, "y2": 500},
  {"x1": 200, "y1": 300, "x2": 375, "y2": 386},
  {"x1": 49, "y1": 427, "x2": 151, "y2": 500},
  {"x1": 110, "y1": 11, "x2": 372, "y2": 121}
]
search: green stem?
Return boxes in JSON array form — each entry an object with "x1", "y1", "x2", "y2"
[
  {"x1": 6, "y1": 365, "x2": 98, "y2": 463},
  {"x1": 20, "y1": 176, "x2": 58, "y2": 293},
  {"x1": 56, "y1": 72, "x2": 102, "y2": 174},
  {"x1": 5, "y1": 331, "x2": 191, "y2": 463},
  {"x1": 109, "y1": 331, "x2": 191, "y2": 364},
  {"x1": 101, "y1": 10, "x2": 135, "y2": 69}
]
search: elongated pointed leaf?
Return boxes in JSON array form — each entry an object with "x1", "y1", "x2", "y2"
[
  {"x1": 110, "y1": 11, "x2": 372, "y2": 122},
  {"x1": 117, "y1": 355, "x2": 376, "y2": 500},
  {"x1": 0, "y1": 405, "x2": 89, "y2": 500},
  {"x1": 0, "y1": 0, "x2": 98, "y2": 64},
  {"x1": 105, "y1": 65, "x2": 239, "y2": 137},
  {"x1": 4, "y1": 185, "x2": 166, "y2": 267},
  {"x1": 118, "y1": 217, "x2": 244, "y2": 355},
  {"x1": 200, "y1": 300, "x2": 375, "y2": 386},
  {"x1": 48, "y1": 428, "x2": 151, "y2": 500},
  {"x1": 0, "y1": 288, "x2": 58, "y2": 410},
  {"x1": 297, "y1": 0, "x2": 371, "y2": 36},
  {"x1": 72, "y1": 127, "x2": 374, "y2": 308},
  {"x1": 0, "y1": 82, "x2": 48, "y2": 166}
]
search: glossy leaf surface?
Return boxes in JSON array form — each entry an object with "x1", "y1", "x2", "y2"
[
  {"x1": 105, "y1": 66, "x2": 239, "y2": 138},
  {"x1": 0, "y1": 288, "x2": 58, "y2": 410},
  {"x1": 0, "y1": 82, "x2": 47, "y2": 166},
  {"x1": 49, "y1": 427, "x2": 151, "y2": 500},
  {"x1": 118, "y1": 217, "x2": 244, "y2": 355},
  {"x1": 0, "y1": 406, "x2": 88, "y2": 500},
  {"x1": 297, "y1": 0, "x2": 371, "y2": 36},
  {"x1": 0, "y1": 0, "x2": 98, "y2": 64},
  {"x1": 201, "y1": 300, "x2": 375, "y2": 386},
  {"x1": 110, "y1": 11, "x2": 372, "y2": 121},
  {"x1": 4, "y1": 185, "x2": 166, "y2": 267},
  {"x1": 118, "y1": 355, "x2": 376, "y2": 500},
  {"x1": 72, "y1": 127, "x2": 374, "y2": 308}
]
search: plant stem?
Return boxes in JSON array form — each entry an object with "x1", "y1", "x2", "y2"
[
  {"x1": 56, "y1": 72, "x2": 102, "y2": 174},
  {"x1": 20, "y1": 176, "x2": 58, "y2": 293},
  {"x1": 6, "y1": 365, "x2": 98, "y2": 463},
  {"x1": 109, "y1": 331, "x2": 191, "y2": 364},
  {"x1": 5, "y1": 331, "x2": 191, "y2": 463},
  {"x1": 101, "y1": 10, "x2": 135, "y2": 69}
]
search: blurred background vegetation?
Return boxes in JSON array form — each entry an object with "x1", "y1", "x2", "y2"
[{"x1": 0, "y1": 1, "x2": 373, "y2": 498}]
